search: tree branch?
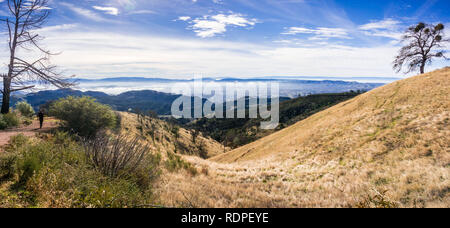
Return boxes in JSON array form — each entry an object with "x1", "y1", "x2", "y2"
[{"x1": 10, "y1": 85, "x2": 35, "y2": 92}]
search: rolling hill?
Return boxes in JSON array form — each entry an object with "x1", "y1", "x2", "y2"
[
  {"x1": 157, "y1": 68, "x2": 449, "y2": 208},
  {"x1": 185, "y1": 91, "x2": 363, "y2": 148},
  {"x1": 10, "y1": 89, "x2": 186, "y2": 115},
  {"x1": 118, "y1": 112, "x2": 225, "y2": 158}
]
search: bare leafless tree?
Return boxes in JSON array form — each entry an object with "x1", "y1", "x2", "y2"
[
  {"x1": 393, "y1": 22, "x2": 449, "y2": 75},
  {"x1": 0, "y1": 0, "x2": 74, "y2": 114}
]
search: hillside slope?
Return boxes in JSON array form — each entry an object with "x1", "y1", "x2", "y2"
[
  {"x1": 186, "y1": 92, "x2": 362, "y2": 148},
  {"x1": 158, "y1": 68, "x2": 449, "y2": 208},
  {"x1": 213, "y1": 68, "x2": 449, "y2": 163},
  {"x1": 119, "y1": 112, "x2": 225, "y2": 158}
]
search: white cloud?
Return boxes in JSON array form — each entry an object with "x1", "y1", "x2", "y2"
[
  {"x1": 178, "y1": 16, "x2": 191, "y2": 21},
  {"x1": 93, "y1": 6, "x2": 120, "y2": 16},
  {"x1": 184, "y1": 13, "x2": 258, "y2": 38},
  {"x1": 282, "y1": 27, "x2": 351, "y2": 40},
  {"x1": 359, "y1": 18, "x2": 401, "y2": 30},
  {"x1": 359, "y1": 19, "x2": 403, "y2": 40},
  {"x1": 60, "y1": 3, "x2": 108, "y2": 22}
]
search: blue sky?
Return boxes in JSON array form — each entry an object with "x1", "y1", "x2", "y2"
[{"x1": 0, "y1": 0, "x2": 449, "y2": 79}]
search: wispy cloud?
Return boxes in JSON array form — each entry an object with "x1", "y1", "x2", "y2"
[
  {"x1": 128, "y1": 10, "x2": 156, "y2": 15},
  {"x1": 60, "y1": 2, "x2": 109, "y2": 22},
  {"x1": 34, "y1": 24, "x2": 79, "y2": 33},
  {"x1": 359, "y1": 19, "x2": 403, "y2": 40},
  {"x1": 282, "y1": 27, "x2": 351, "y2": 40},
  {"x1": 359, "y1": 18, "x2": 401, "y2": 30}
]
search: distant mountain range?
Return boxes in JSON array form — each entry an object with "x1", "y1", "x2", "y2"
[
  {"x1": 10, "y1": 89, "x2": 182, "y2": 115},
  {"x1": 76, "y1": 76, "x2": 400, "y2": 83},
  {"x1": 73, "y1": 77, "x2": 385, "y2": 98},
  {"x1": 9, "y1": 89, "x2": 291, "y2": 116},
  {"x1": 2, "y1": 77, "x2": 386, "y2": 115}
]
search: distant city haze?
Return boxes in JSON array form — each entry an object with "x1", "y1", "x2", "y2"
[{"x1": 66, "y1": 77, "x2": 388, "y2": 100}]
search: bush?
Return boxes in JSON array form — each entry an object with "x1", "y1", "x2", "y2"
[
  {"x1": 0, "y1": 115, "x2": 7, "y2": 130},
  {"x1": 1, "y1": 112, "x2": 20, "y2": 128},
  {"x1": 171, "y1": 125, "x2": 180, "y2": 138},
  {"x1": 196, "y1": 140, "x2": 208, "y2": 159},
  {"x1": 83, "y1": 133, "x2": 155, "y2": 178},
  {"x1": 165, "y1": 152, "x2": 197, "y2": 176},
  {"x1": 50, "y1": 96, "x2": 117, "y2": 137},
  {"x1": 15, "y1": 101, "x2": 35, "y2": 118}
]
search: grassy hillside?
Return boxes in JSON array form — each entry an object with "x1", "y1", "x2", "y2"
[
  {"x1": 213, "y1": 68, "x2": 449, "y2": 163},
  {"x1": 186, "y1": 91, "x2": 362, "y2": 148},
  {"x1": 118, "y1": 112, "x2": 225, "y2": 158},
  {"x1": 158, "y1": 68, "x2": 449, "y2": 208}
]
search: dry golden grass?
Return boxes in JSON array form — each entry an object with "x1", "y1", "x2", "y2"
[
  {"x1": 155, "y1": 68, "x2": 449, "y2": 208},
  {"x1": 119, "y1": 112, "x2": 225, "y2": 158}
]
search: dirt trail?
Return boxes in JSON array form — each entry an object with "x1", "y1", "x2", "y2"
[{"x1": 0, "y1": 118, "x2": 57, "y2": 151}]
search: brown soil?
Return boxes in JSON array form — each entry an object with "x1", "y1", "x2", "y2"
[{"x1": 0, "y1": 118, "x2": 58, "y2": 151}]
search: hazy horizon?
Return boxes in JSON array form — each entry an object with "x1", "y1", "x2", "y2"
[{"x1": 75, "y1": 75, "x2": 402, "y2": 83}]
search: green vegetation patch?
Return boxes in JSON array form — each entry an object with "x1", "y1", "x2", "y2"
[{"x1": 0, "y1": 132, "x2": 161, "y2": 208}]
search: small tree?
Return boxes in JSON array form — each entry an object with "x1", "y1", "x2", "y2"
[
  {"x1": 0, "y1": 0, "x2": 74, "y2": 114},
  {"x1": 393, "y1": 22, "x2": 449, "y2": 74},
  {"x1": 50, "y1": 96, "x2": 117, "y2": 137}
]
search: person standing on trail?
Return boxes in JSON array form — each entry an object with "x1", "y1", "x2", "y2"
[{"x1": 38, "y1": 110, "x2": 44, "y2": 129}]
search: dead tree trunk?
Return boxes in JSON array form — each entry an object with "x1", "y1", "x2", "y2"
[{"x1": 1, "y1": 77, "x2": 11, "y2": 114}]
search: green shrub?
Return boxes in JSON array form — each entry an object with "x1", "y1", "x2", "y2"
[
  {"x1": 15, "y1": 101, "x2": 35, "y2": 118},
  {"x1": 50, "y1": 96, "x2": 117, "y2": 137},
  {"x1": 73, "y1": 180, "x2": 143, "y2": 208},
  {"x1": 2, "y1": 112, "x2": 20, "y2": 128},
  {"x1": 0, "y1": 115, "x2": 7, "y2": 130},
  {"x1": 0, "y1": 153, "x2": 17, "y2": 180},
  {"x1": 165, "y1": 152, "x2": 197, "y2": 175},
  {"x1": 8, "y1": 133, "x2": 29, "y2": 149},
  {"x1": 171, "y1": 125, "x2": 180, "y2": 138}
]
